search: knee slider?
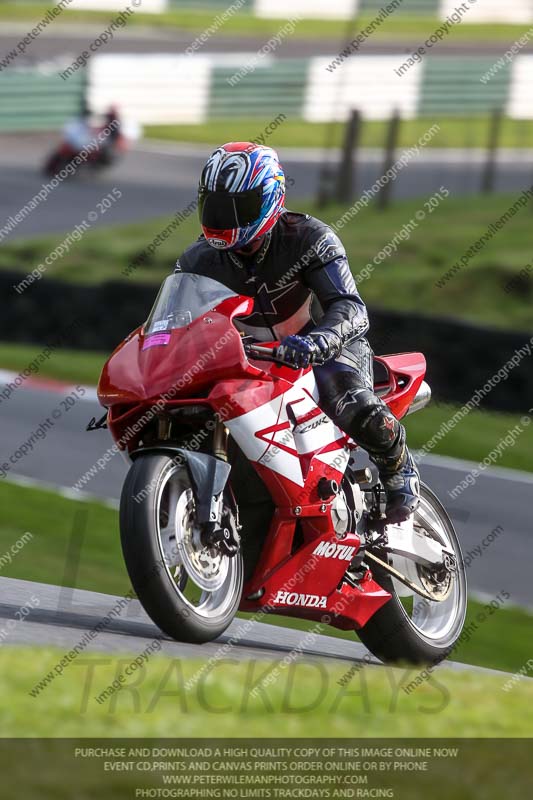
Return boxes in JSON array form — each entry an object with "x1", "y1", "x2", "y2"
[
  {"x1": 355, "y1": 403, "x2": 402, "y2": 454},
  {"x1": 331, "y1": 387, "x2": 379, "y2": 431}
]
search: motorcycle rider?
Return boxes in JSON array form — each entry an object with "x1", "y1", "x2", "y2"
[
  {"x1": 176, "y1": 142, "x2": 420, "y2": 525},
  {"x1": 62, "y1": 105, "x2": 92, "y2": 152}
]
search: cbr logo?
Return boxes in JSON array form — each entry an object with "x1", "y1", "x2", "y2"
[
  {"x1": 272, "y1": 591, "x2": 327, "y2": 608},
  {"x1": 313, "y1": 541, "x2": 356, "y2": 561},
  {"x1": 296, "y1": 416, "x2": 328, "y2": 434}
]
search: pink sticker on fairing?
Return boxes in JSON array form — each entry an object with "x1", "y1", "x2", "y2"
[{"x1": 142, "y1": 333, "x2": 171, "y2": 350}]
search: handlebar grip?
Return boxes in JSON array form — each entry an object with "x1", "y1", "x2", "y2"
[{"x1": 246, "y1": 344, "x2": 286, "y2": 363}]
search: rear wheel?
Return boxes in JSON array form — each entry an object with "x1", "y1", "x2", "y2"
[
  {"x1": 357, "y1": 482, "x2": 467, "y2": 664},
  {"x1": 120, "y1": 453, "x2": 243, "y2": 643}
]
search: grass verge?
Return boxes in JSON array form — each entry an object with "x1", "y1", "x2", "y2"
[
  {"x1": 0, "y1": 481, "x2": 531, "y2": 675},
  {"x1": 2, "y1": 193, "x2": 533, "y2": 332},
  {"x1": 146, "y1": 116, "x2": 533, "y2": 151},
  {"x1": 0, "y1": 341, "x2": 105, "y2": 386},
  {"x1": 0, "y1": 4, "x2": 529, "y2": 41},
  {"x1": 3, "y1": 647, "x2": 532, "y2": 738}
]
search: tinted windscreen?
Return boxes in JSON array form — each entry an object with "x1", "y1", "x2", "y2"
[
  {"x1": 199, "y1": 187, "x2": 263, "y2": 229},
  {"x1": 144, "y1": 273, "x2": 237, "y2": 334}
]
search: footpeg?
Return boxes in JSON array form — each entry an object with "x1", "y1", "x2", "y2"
[{"x1": 352, "y1": 467, "x2": 373, "y2": 486}]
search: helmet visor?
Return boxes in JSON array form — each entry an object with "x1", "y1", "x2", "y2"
[{"x1": 199, "y1": 186, "x2": 263, "y2": 230}]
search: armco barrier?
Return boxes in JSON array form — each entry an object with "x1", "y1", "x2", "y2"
[
  {"x1": 8, "y1": 0, "x2": 533, "y2": 20},
  {"x1": 4, "y1": 53, "x2": 533, "y2": 131},
  {"x1": 0, "y1": 67, "x2": 85, "y2": 133},
  {"x1": 1, "y1": 270, "x2": 530, "y2": 413}
]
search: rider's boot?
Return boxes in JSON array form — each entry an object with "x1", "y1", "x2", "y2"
[{"x1": 370, "y1": 427, "x2": 420, "y2": 524}]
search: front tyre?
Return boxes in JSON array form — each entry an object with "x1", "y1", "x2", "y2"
[
  {"x1": 357, "y1": 482, "x2": 467, "y2": 664},
  {"x1": 120, "y1": 453, "x2": 243, "y2": 644}
]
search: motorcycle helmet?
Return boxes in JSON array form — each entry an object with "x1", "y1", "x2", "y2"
[{"x1": 198, "y1": 142, "x2": 285, "y2": 250}]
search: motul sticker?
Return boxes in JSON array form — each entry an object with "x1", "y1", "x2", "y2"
[
  {"x1": 142, "y1": 333, "x2": 170, "y2": 350},
  {"x1": 272, "y1": 591, "x2": 327, "y2": 608},
  {"x1": 312, "y1": 541, "x2": 356, "y2": 561}
]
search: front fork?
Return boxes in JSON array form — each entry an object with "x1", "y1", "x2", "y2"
[{"x1": 204, "y1": 420, "x2": 241, "y2": 557}]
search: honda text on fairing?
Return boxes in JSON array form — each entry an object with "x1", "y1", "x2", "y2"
[{"x1": 95, "y1": 273, "x2": 467, "y2": 664}]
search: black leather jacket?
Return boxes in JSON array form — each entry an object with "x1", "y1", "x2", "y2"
[{"x1": 176, "y1": 210, "x2": 369, "y2": 351}]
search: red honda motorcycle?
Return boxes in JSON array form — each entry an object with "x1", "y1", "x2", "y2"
[
  {"x1": 98, "y1": 273, "x2": 467, "y2": 664},
  {"x1": 43, "y1": 125, "x2": 128, "y2": 178}
]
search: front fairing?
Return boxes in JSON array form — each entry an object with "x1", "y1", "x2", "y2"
[{"x1": 98, "y1": 293, "x2": 259, "y2": 406}]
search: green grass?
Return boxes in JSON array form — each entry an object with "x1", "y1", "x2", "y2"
[
  {"x1": 403, "y1": 402, "x2": 533, "y2": 473},
  {"x1": 147, "y1": 116, "x2": 533, "y2": 151},
  {"x1": 3, "y1": 647, "x2": 533, "y2": 739},
  {"x1": 0, "y1": 341, "x2": 105, "y2": 386},
  {"x1": 0, "y1": 480, "x2": 128, "y2": 597},
  {"x1": 0, "y1": 480, "x2": 531, "y2": 676},
  {"x1": 3, "y1": 193, "x2": 533, "y2": 332},
  {"x1": 1, "y1": 4, "x2": 529, "y2": 42}
]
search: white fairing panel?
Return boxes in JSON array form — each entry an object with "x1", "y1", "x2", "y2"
[{"x1": 225, "y1": 371, "x2": 349, "y2": 486}]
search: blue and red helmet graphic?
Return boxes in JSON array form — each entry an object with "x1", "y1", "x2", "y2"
[{"x1": 198, "y1": 142, "x2": 286, "y2": 250}]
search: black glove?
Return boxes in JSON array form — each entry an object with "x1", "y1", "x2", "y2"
[{"x1": 277, "y1": 332, "x2": 340, "y2": 369}]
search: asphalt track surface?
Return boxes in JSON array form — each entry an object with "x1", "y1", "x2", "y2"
[
  {"x1": 1, "y1": 382, "x2": 532, "y2": 608},
  {"x1": 3, "y1": 134, "x2": 533, "y2": 244},
  {"x1": 0, "y1": 575, "x2": 511, "y2": 677},
  {"x1": 1, "y1": 23, "x2": 529, "y2": 63}
]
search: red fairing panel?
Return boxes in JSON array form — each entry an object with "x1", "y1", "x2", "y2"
[
  {"x1": 240, "y1": 528, "x2": 391, "y2": 629},
  {"x1": 375, "y1": 353, "x2": 426, "y2": 420},
  {"x1": 98, "y1": 296, "x2": 257, "y2": 407}
]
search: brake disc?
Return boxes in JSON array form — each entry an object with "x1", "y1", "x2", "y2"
[{"x1": 174, "y1": 490, "x2": 228, "y2": 592}]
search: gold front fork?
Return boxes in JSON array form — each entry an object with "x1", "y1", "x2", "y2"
[{"x1": 213, "y1": 420, "x2": 228, "y2": 462}]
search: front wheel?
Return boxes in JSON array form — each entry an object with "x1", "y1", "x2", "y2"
[
  {"x1": 357, "y1": 482, "x2": 467, "y2": 664},
  {"x1": 120, "y1": 453, "x2": 243, "y2": 643}
]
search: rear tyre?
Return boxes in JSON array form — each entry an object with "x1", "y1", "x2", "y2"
[
  {"x1": 120, "y1": 453, "x2": 243, "y2": 644},
  {"x1": 357, "y1": 482, "x2": 467, "y2": 664}
]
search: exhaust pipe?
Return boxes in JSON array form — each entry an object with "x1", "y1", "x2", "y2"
[{"x1": 406, "y1": 380, "x2": 431, "y2": 415}]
